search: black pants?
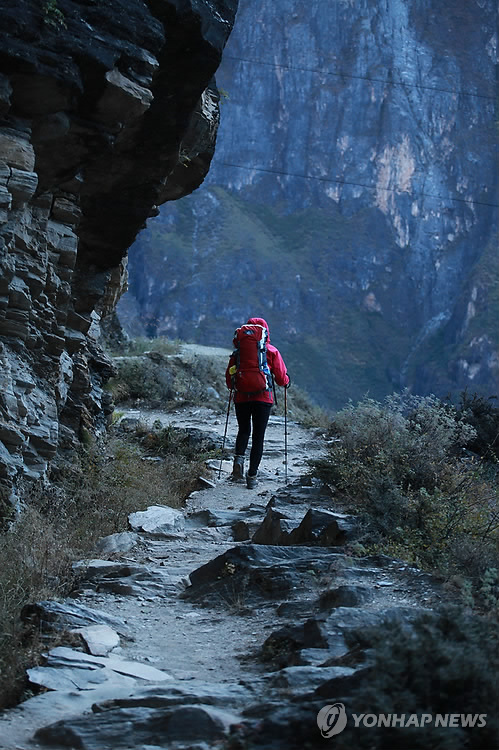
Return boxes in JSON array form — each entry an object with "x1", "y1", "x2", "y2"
[{"x1": 234, "y1": 402, "x2": 272, "y2": 475}]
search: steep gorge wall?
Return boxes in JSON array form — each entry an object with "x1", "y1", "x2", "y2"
[
  {"x1": 122, "y1": 0, "x2": 498, "y2": 408},
  {"x1": 0, "y1": 0, "x2": 237, "y2": 507}
]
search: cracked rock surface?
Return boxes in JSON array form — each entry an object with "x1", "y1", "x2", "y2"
[{"x1": 0, "y1": 0, "x2": 238, "y2": 506}]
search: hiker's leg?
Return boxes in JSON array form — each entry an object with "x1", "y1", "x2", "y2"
[
  {"x1": 235, "y1": 403, "x2": 252, "y2": 456},
  {"x1": 232, "y1": 454, "x2": 245, "y2": 480},
  {"x1": 248, "y1": 403, "x2": 271, "y2": 475}
]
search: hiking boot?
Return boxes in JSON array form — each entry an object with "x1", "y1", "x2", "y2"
[
  {"x1": 231, "y1": 455, "x2": 245, "y2": 482},
  {"x1": 246, "y1": 472, "x2": 258, "y2": 489}
]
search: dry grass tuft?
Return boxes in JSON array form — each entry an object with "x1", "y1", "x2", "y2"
[{"x1": 0, "y1": 425, "x2": 206, "y2": 708}]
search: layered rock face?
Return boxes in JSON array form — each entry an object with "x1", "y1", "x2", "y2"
[
  {"x1": 121, "y1": 0, "x2": 498, "y2": 408},
  {"x1": 0, "y1": 0, "x2": 237, "y2": 506}
]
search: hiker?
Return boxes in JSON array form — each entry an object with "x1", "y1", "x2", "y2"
[{"x1": 225, "y1": 317, "x2": 290, "y2": 488}]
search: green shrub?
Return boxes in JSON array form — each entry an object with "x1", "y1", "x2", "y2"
[
  {"x1": 331, "y1": 607, "x2": 499, "y2": 749},
  {"x1": 311, "y1": 393, "x2": 499, "y2": 597},
  {"x1": 43, "y1": 0, "x2": 66, "y2": 28},
  {"x1": 108, "y1": 354, "x2": 228, "y2": 411},
  {"x1": 457, "y1": 391, "x2": 499, "y2": 461},
  {"x1": 108, "y1": 358, "x2": 177, "y2": 405},
  {"x1": 312, "y1": 392, "x2": 475, "y2": 496},
  {"x1": 134, "y1": 422, "x2": 219, "y2": 469}
]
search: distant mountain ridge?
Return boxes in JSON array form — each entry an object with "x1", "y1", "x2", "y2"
[{"x1": 119, "y1": 0, "x2": 499, "y2": 408}]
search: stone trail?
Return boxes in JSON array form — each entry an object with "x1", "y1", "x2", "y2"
[{"x1": 0, "y1": 406, "x2": 443, "y2": 750}]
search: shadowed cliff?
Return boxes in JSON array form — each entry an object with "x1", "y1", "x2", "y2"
[{"x1": 0, "y1": 0, "x2": 238, "y2": 508}]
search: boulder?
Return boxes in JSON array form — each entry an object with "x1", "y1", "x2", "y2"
[
  {"x1": 128, "y1": 505, "x2": 185, "y2": 537},
  {"x1": 35, "y1": 703, "x2": 241, "y2": 749},
  {"x1": 261, "y1": 618, "x2": 329, "y2": 668},
  {"x1": 183, "y1": 545, "x2": 373, "y2": 608},
  {"x1": 252, "y1": 505, "x2": 356, "y2": 547},
  {"x1": 72, "y1": 624, "x2": 120, "y2": 656},
  {"x1": 73, "y1": 558, "x2": 175, "y2": 597},
  {"x1": 21, "y1": 599, "x2": 130, "y2": 636},
  {"x1": 187, "y1": 506, "x2": 264, "y2": 529},
  {"x1": 288, "y1": 508, "x2": 356, "y2": 546},
  {"x1": 94, "y1": 531, "x2": 139, "y2": 557},
  {"x1": 318, "y1": 584, "x2": 371, "y2": 610},
  {"x1": 266, "y1": 665, "x2": 355, "y2": 694},
  {"x1": 252, "y1": 507, "x2": 301, "y2": 545}
]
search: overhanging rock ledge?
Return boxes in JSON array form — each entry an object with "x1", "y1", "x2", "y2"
[{"x1": 0, "y1": 0, "x2": 238, "y2": 508}]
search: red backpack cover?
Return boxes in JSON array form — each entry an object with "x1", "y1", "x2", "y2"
[{"x1": 230, "y1": 324, "x2": 272, "y2": 394}]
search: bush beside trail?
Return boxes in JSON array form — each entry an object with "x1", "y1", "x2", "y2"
[
  {"x1": 313, "y1": 608, "x2": 499, "y2": 750},
  {"x1": 311, "y1": 392, "x2": 499, "y2": 612},
  {"x1": 456, "y1": 391, "x2": 499, "y2": 462},
  {"x1": 108, "y1": 351, "x2": 228, "y2": 411}
]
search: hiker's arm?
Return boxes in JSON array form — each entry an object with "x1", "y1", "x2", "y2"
[{"x1": 269, "y1": 349, "x2": 290, "y2": 388}]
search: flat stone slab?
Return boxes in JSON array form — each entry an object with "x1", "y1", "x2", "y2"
[
  {"x1": 129, "y1": 505, "x2": 185, "y2": 537},
  {"x1": 197, "y1": 476, "x2": 216, "y2": 489},
  {"x1": 268, "y1": 481, "x2": 334, "y2": 508},
  {"x1": 27, "y1": 665, "x2": 132, "y2": 692},
  {"x1": 46, "y1": 647, "x2": 173, "y2": 682},
  {"x1": 72, "y1": 624, "x2": 121, "y2": 656},
  {"x1": 92, "y1": 679, "x2": 253, "y2": 712},
  {"x1": 73, "y1": 559, "x2": 149, "y2": 578}
]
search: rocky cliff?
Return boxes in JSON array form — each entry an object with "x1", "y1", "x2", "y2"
[
  {"x1": 0, "y1": 0, "x2": 237, "y2": 509},
  {"x1": 120, "y1": 0, "x2": 498, "y2": 408}
]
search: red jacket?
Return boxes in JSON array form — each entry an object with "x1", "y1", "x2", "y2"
[{"x1": 225, "y1": 317, "x2": 289, "y2": 404}]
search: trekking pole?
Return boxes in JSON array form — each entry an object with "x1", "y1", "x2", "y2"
[
  {"x1": 284, "y1": 386, "x2": 288, "y2": 484},
  {"x1": 218, "y1": 389, "x2": 233, "y2": 480}
]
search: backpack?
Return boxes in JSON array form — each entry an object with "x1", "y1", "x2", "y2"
[{"x1": 229, "y1": 324, "x2": 272, "y2": 395}]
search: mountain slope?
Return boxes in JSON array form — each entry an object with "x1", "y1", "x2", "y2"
[{"x1": 119, "y1": 0, "x2": 498, "y2": 408}]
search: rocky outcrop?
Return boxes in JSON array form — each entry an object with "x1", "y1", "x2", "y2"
[{"x1": 0, "y1": 0, "x2": 238, "y2": 507}]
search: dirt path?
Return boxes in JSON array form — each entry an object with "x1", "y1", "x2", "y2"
[
  {"x1": 0, "y1": 407, "x2": 319, "y2": 748},
  {"x1": 0, "y1": 406, "x2": 443, "y2": 750}
]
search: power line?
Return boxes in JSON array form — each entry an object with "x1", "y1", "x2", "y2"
[
  {"x1": 223, "y1": 54, "x2": 498, "y2": 102},
  {"x1": 215, "y1": 160, "x2": 499, "y2": 209}
]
